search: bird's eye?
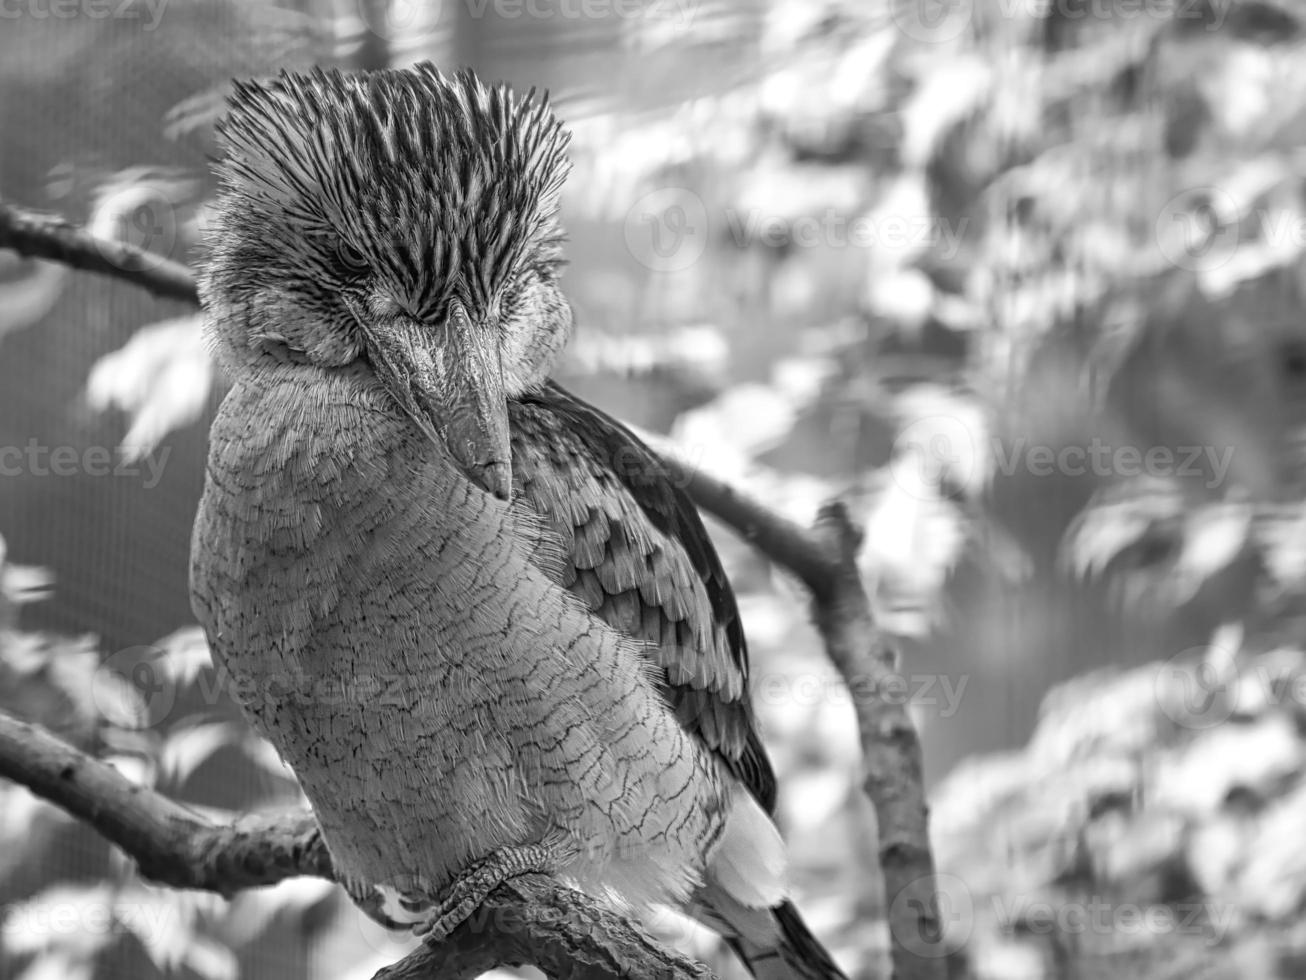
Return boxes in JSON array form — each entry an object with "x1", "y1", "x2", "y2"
[{"x1": 334, "y1": 241, "x2": 370, "y2": 278}]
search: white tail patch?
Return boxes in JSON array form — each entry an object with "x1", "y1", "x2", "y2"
[
  {"x1": 373, "y1": 882, "x2": 430, "y2": 928},
  {"x1": 707, "y1": 788, "x2": 788, "y2": 910}
]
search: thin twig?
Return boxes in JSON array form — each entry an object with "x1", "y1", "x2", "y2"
[
  {"x1": 656, "y1": 452, "x2": 838, "y2": 592},
  {"x1": 0, "y1": 201, "x2": 199, "y2": 304}
]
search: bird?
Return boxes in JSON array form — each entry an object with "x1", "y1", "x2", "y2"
[{"x1": 190, "y1": 63, "x2": 846, "y2": 980}]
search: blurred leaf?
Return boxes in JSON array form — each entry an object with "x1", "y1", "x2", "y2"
[
  {"x1": 1, "y1": 562, "x2": 55, "y2": 608},
  {"x1": 155, "y1": 626, "x2": 214, "y2": 690},
  {"x1": 0, "y1": 631, "x2": 106, "y2": 744},
  {"x1": 13, "y1": 951, "x2": 94, "y2": 980},
  {"x1": 159, "y1": 722, "x2": 241, "y2": 785},
  {"x1": 859, "y1": 477, "x2": 965, "y2": 639},
  {"x1": 674, "y1": 383, "x2": 799, "y2": 467},
  {"x1": 162, "y1": 84, "x2": 234, "y2": 143},
  {"x1": 3, "y1": 883, "x2": 116, "y2": 959},
  {"x1": 102, "y1": 752, "x2": 156, "y2": 791},
  {"x1": 238, "y1": 735, "x2": 298, "y2": 785},
  {"x1": 1062, "y1": 483, "x2": 1187, "y2": 580},
  {"x1": 181, "y1": 931, "x2": 240, "y2": 980},
  {"x1": 223, "y1": 877, "x2": 337, "y2": 947},
  {"x1": 112, "y1": 883, "x2": 224, "y2": 975},
  {"x1": 1257, "y1": 503, "x2": 1306, "y2": 593},
  {"x1": 1168, "y1": 501, "x2": 1256, "y2": 604},
  {"x1": 0, "y1": 784, "x2": 71, "y2": 881},
  {"x1": 83, "y1": 314, "x2": 213, "y2": 460},
  {"x1": 0, "y1": 259, "x2": 67, "y2": 341}
]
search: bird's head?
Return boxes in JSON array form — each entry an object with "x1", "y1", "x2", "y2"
[{"x1": 201, "y1": 64, "x2": 574, "y2": 499}]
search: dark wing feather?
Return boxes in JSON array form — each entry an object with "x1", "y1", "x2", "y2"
[{"x1": 510, "y1": 381, "x2": 777, "y2": 813}]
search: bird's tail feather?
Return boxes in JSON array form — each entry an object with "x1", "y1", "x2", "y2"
[{"x1": 723, "y1": 900, "x2": 848, "y2": 980}]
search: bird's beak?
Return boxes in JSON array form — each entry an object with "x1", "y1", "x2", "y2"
[{"x1": 360, "y1": 304, "x2": 512, "y2": 501}]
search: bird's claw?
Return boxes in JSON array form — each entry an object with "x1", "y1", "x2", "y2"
[{"x1": 415, "y1": 831, "x2": 577, "y2": 943}]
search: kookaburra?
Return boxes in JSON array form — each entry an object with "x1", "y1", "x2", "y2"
[{"x1": 190, "y1": 63, "x2": 845, "y2": 980}]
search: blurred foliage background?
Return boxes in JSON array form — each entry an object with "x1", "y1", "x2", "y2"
[{"x1": 5, "y1": 0, "x2": 1306, "y2": 978}]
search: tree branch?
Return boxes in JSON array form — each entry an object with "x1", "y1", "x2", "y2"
[
  {"x1": 0, "y1": 201, "x2": 199, "y2": 304},
  {"x1": 0, "y1": 712, "x2": 331, "y2": 892},
  {"x1": 661, "y1": 465, "x2": 946, "y2": 980},
  {"x1": 0, "y1": 199, "x2": 946, "y2": 979},
  {"x1": 0, "y1": 712, "x2": 711, "y2": 980}
]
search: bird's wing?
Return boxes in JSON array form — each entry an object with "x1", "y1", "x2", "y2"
[{"x1": 510, "y1": 381, "x2": 777, "y2": 813}]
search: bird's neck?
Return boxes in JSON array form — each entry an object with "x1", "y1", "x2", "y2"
[{"x1": 206, "y1": 359, "x2": 512, "y2": 541}]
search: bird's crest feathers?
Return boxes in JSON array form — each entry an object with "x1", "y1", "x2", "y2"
[{"x1": 214, "y1": 64, "x2": 572, "y2": 317}]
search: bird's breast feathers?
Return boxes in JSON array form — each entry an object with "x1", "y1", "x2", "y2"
[{"x1": 190, "y1": 365, "x2": 728, "y2": 905}]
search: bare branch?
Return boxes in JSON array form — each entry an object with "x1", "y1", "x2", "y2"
[
  {"x1": 0, "y1": 710, "x2": 329, "y2": 893},
  {"x1": 660, "y1": 454, "x2": 839, "y2": 592},
  {"x1": 0, "y1": 713, "x2": 711, "y2": 980},
  {"x1": 0, "y1": 199, "x2": 946, "y2": 979},
  {"x1": 0, "y1": 201, "x2": 199, "y2": 304},
  {"x1": 807, "y1": 505, "x2": 942, "y2": 980},
  {"x1": 661, "y1": 464, "x2": 947, "y2": 980}
]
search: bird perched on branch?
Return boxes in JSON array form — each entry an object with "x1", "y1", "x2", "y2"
[{"x1": 191, "y1": 63, "x2": 845, "y2": 980}]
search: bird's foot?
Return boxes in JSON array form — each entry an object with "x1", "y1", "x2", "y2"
[{"x1": 414, "y1": 829, "x2": 578, "y2": 943}]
